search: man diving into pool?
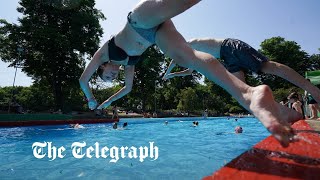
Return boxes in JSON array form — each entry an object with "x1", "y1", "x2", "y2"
[{"x1": 163, "y1": 37, "x2": 320, "y2": 106}]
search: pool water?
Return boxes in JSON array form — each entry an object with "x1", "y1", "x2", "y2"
[{"x1": 0, "y1": 117, "x2": 269, "y2": 180}]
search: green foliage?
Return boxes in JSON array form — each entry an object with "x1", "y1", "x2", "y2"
[
  {"x1": 259, "y1": 37, "x2": 309, "y2": 89},
  {"x1": 0, "y1": 0, "x2": 105, "y2": 110},
  {"x1": 159, "y1": 57, "x2": 202, "y2": 111},
  {"x1": 273, "y1": 88, "x2": 291, "y2": 102},
  {"x1": 126, "y1": 46, "x2": 165, "y2": 112},
  {"x1": 95, "y1": 85, "x2": 122, "y2": 109},
  {"x1": 0, "y1": 87, "x2": 13, "y2": 110},
  {"x1": 308, "y1": 52, "x2": 320, "y2": 71},
  {"x1": 0, "y1": 85, "x2": 53, "y2": 112},
  {"x1": 177, "y1": 87, "x2": 198, "y2": 112},
  {"x1": 195, "y1": 82, "x2": 227, "y2": 114}
]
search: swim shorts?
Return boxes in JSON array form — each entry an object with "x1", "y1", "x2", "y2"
[
  {"x1": 307, "y1": 94, "x2": 317, "y2": 104},
  {"x1": 220, "y1": 38, "x2": 268, "y2": 73}
]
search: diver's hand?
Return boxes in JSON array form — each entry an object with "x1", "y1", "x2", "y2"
[{"x1": 87, "y1": 98, "x2": 98, "y2": 110}]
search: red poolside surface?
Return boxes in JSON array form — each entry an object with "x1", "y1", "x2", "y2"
[
  {"x1": 0, "y1": 118, "x2": 119, "y2": 127},
  {"x1": 204, "y1": 120, "x2": 320, "y2": 180}
]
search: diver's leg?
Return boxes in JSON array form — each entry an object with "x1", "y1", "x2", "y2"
[
  {"x1": 261, "y1": 61, "x2": 320, "y2": 103},
  {"x1": 155, "y1": 20, "x2": 302, "y2": 147},
  {"x1": 129, "y1": 0, "x2": 201, "y2": 28}
]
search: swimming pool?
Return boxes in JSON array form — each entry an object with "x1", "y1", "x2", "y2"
[{"x1": 0, "y1": 117, "x2": 269, "y2": 179}]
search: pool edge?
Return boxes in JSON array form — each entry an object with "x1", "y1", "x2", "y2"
[
  {"x1": 0, "y1": 118, "x2": 119, "y2": 127},
  {"x1": 203, "y1": 120, "x2": 320, "y2": 180}
]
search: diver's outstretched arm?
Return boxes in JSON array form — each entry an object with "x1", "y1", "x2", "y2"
[
  {"x1": 97, "y1": 65, "x2": 135, "y2": 109},
  {"x1": 79, "y1": 43, "x2": 109, "y2": 110}
]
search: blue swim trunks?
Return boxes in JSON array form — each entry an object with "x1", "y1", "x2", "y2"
[
  {"x1": 220, "y1": 39, "x2": 269, "y2": 73},
  {"x1": 307, "y1": 93, "x2": 317, "y2": 104}
]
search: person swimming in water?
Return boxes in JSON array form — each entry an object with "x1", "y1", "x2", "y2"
[
  {"x1": 112, "y1": 122, "x2": 118, "y2": 129},
  {"x1": 215, "y1": 126, "x2": 243, "y2": 135},
  {"x1": 235, "y1": 126, "x2": 243, "y2": 134},
  {"x1": 69, "y1": 123, "x2": 84, "y2": 129},
  {"x1": 192, "y1": 121, "x2": 199, "y2": 127}
]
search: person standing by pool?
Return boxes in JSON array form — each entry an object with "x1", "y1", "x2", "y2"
[
  {"x1": 287, "y1": 92, "x2": 303, "y2": 114},
  {"x1": 112, "y1": 105, "x2": 119, "y2": 119},
  {"x1": 203, "y1": 109, "x2": 208, "y2": 118},
  {"x1": 162, "y1": 37, "x2": 320, "y2": 106},
  {"x1": 304, "y1": 79, "x2": 320, "y2": 119},
  {"x1": 80, "y1": 0, "x2": 302, "y2": 147},
  {"x1": 280, "y1": 98, "x2": 289, "y2": 107}
]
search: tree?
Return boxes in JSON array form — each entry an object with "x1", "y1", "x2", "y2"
[
  {"x1": 124, "y1": 46, "x2": 165, "y2": 112},
  {"x1": 203, "y1": 78, "x2": 245, "y2": 115},
  {"x1": 0, "y1": 85, "x2": 54, "y2": 112},
  {"x1": 0, "y1": 0, "x2": 105, "y2": 111},
  {"x1": 159, "y1": 57, "x2": 202, "y2": 110},
  {"x1": 177, "y1": 87, "x2": 198, "y2": 113},
  {"x1": 308, "y1": 50, "x2": 320, "y2": 71}
]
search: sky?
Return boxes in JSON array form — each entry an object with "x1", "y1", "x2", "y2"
[{"x1": 0, "y1": 0, "x2": 320, "y2": 87}]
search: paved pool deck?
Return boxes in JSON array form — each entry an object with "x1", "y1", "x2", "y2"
[
  {"x1": 0, "y1": 113, "x2": 119, "y2": 127},
  {"x1": 306, "y1": 119, "x2": 320, "y2": 130}
]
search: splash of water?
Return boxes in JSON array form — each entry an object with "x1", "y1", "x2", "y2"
[{"x1": 294, "y1": 134, "x2": 313, "y2": 144}]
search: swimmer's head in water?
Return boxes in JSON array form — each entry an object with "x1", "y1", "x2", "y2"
[
  {"x1": 235, "y1": 126, "x2": 243, "y2": 133},
  {"x1": 113, "y1": 122, "x2": 118, "y2": 129},
  {"x1": 97, "y1": 62, "x2": 120, "y2": 82}
]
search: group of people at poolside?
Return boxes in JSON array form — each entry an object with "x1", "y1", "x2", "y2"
[
  {"x1": 283, "y1": 89, "x2": 320, "y2": 120},
  {"x1": 79, "y1": 0, "x2": 320, "y2": 147}
]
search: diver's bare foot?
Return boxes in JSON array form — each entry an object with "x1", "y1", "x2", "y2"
[{"x1": 248, "y1": 85, "x2": 303, "y2": 147}]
